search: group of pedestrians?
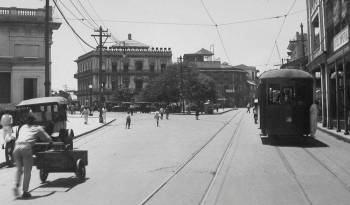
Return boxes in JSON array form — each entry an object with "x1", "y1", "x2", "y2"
[
  {"x1": 125, "y1": 106, "x2": 171, "y2": 129},
  {"x1": 80, "y1": 106, "x2": 107, "y2": 125},
  {"x1": 1, "y1": 112, "x2": 52, "y2": 199}
]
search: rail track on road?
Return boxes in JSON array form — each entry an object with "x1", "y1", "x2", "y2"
[
  {"x1": 138, "y1": 110, "x2": 245, "y2": 205},
  {"x1": 275, "y1": 141, "x2": 350, "y2": 205}
]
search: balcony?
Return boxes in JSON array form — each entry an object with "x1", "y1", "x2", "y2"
[{"x1": 333, "y1": 26, "x2": 349, "y2": 52}]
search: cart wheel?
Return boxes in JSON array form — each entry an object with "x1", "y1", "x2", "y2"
[
  {"x1": 39, "y1": 169, "x2": 48, "y2": 183},
  {"x1": 75, "y1": 159, "x2": 86, "y2": 180}
]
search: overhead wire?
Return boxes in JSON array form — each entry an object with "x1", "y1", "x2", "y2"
[
  {"x1": 199, "y1": 0, "x2": 231, "y2": 64},
  {"x1": 265, "y1": 0, "x2": 297, "y2": 69},
  {"x1": 68, "y1": 0, "x2": 96, "y2": 29},
  {"x1": 53, "y1": 0, "x2": 95, "y2": 49},
  {"x1": 85, "y1": 0, "x2": 119, "y2": 42},
  {"x1": 76, "y1": 0, "x2": 99, "y2": 28},
  {"x1": 57, "y1": 0, "x2": 94, "y2": 30}
]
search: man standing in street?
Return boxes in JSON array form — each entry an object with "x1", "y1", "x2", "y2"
[
  {"x1": 309, "y1": 100, "x2": 319, "y2": 137},
  {"x1": 154, "y1": 111, "x2": 160, "y2": 127},
  {"x1": 125, "y1": 112, "x2": 131, "y2": 129}
]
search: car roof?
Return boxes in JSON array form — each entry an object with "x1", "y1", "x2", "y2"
[{"x1": 16, "y1": 96, "x2": 68, "y2": 107}]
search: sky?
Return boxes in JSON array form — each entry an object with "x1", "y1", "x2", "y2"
[{"x1": 2, "y1": 0, "x2": 307, "y2": 91}]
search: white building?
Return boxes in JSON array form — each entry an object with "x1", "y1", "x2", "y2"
[{"x1": 0, "y1": 7, "x2": 60, "y2": 109}]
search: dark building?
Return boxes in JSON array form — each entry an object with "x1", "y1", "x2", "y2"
[
  {"x1": 183, "y1": 48, "x2": 258, "y2": 107},
  {"x1": 306, "y1": 0, "x2": 350, "y2": 134}
]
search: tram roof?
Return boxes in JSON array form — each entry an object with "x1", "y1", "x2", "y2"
[
  {"x1": 17, "y1": 96, "x2": 68, "y2": 107},
  {"x1": 259, "y1": 69, "x2": 313, "y2": 79}
]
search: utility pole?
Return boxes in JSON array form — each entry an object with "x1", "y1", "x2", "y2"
[
  {"x1": 178, "y1": 56, "x2": 184, "y2": 113},
  {"x1": 92, "y1": 26, "x2": 110, "y2": 123},
  {"x1": 44, "y1": 0, "x2": 50, "y2": 96},
  {"x1": 300, "y1": 23, "x2": 305, "y2": 59}
]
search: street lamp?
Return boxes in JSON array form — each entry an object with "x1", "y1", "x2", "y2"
[{"x1": 89, "y1": 84, "x2": 93, "y2": 116}]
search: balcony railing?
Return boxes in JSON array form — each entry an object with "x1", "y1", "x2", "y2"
[
  {"x1": 333, "y1": 26, "x2": 349, "y2": 52},
  {"x1": 0, "y1": 7, "x2": 50, "y2": 22}
]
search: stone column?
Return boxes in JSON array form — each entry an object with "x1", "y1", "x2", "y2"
[
  {"x1": 321, "y1": 64, "x2": 327, "y2": 127},
  {"x1": 343, "y1": 57, "x2": 349, "y2": 135},
  {"x1": 336, "y1": 61, "x2": 341, "y2": 132}
]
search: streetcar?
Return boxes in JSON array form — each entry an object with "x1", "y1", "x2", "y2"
[{"x1": 258, "y1": 69, "x2": 314, "y2": 138}]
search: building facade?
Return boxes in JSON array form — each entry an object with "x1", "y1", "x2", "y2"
[
  {"x1": 183, "y1": 48, "x2": 257, "y2": 107},
  {"x1": 0, "y1": 7, "x2": 60, "y2": 109},
  {"x1": 74, "y1": 34, "x2": 172, "y2": 106},
  {"x1": 281, "y1": 29, "x2": 308, "y2": 70},
  {"x1": 306, "y1": 0, "x2": 350, "y2": 134}
]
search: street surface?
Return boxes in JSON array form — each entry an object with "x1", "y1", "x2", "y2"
[{"x1": 1, "y1": 109, "x2": 350, "y2": 204}]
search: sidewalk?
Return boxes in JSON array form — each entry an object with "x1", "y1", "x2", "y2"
[
  {"x1": 317, "y1": 123, "x2": 350, "y2": 143},
  {"x1": 0, "y1": 112, "x2": 115, "y2": 168}
]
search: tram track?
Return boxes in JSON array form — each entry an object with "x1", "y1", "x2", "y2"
[
  {"x1": 302, "y1": 147, "x2": 350, "y2": 192},
  {"x1": 275, "y1": 146, "x2": 313, "y2": 205},
  {"x1": 138, "y1": 110, "x2": 244, "y2": 205}
]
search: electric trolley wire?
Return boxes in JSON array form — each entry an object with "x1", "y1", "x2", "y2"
[
  {"x1": 57, "y1": 0, "x2": 94, "y2": 30},
  {"x1": 85, "y1": 0, "x2": 119, "y2": 42},
  {"x1": 68, "y1": 0, "x2": 96, "y2": 29},
  {"x1": 53, "y1": 0, "x2": 95, "y2": 49},
  {"x1": 219, "y1": 9, "x2": 305, "y2": 26},
  {"x1": 200, "y1": 0, "x2": 231, "y2": 64},
  {"x1": 265, "y1": 0, "x2": 297, "y2": 68},
  {"x1": 76, "y1": 0, "x2": 99, "y2": 28}
]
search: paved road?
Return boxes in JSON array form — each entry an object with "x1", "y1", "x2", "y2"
[{"x1": 1, "y1": 110, "x2": 350, "y2": 204}]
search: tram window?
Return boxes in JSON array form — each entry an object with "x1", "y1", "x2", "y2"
[
  {"x1": 268, "y1": 84, "x2": 281, "y2": 104},
  {"x1": 280, "y1": 87, "x2": 294, "y2": 104}
]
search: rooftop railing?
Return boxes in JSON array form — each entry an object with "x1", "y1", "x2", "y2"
[{"x1": 0, "y1": 7, "x2": 49, "y2": 21}]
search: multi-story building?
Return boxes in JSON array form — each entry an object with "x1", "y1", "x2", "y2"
[
  {"x1": 0, "y1": 7, "x2": 60, "y2": 109},
  {"x1": 281, "y1": 29, "x2": 308, "y2": 70},
  {"x1": 306, "y1": 0, "x2": 350, "y2": 134},
  {"x1": 74, "y1": 34, "x2": 172, "y2": 106},
  {"x1": 183, "y1": 48, "x2": 257, "y2": 107}
]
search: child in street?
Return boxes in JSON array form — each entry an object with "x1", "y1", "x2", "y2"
[
  {"x1": 126, "y1": 112, "x2": 131, "y2": 129},
  {"x1": 154, "y1": 111, "x2": 160, "y2": 127}
]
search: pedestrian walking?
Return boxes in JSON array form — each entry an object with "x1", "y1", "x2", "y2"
[
  {"x1": 13, "y1": 113, "x2": 52, "y2": 199},
  {"x1": 1, "y1": 114, "x2": 16, "y2": 167},
  {"x1": 81, "y1": 107, "x2": 89, "y2": 124},
  {"x1": 165, "y1": 107, "x2": 170, "y2": 120},
  {"x1": 102, "y1": 106, "x2": 107, "y2": 123},
  {"x1": 195, "y1": 108, "x2": 200, "y2": 120},
  {"x1": 246, "y1": 103, "x2": 251, "y2": 113},
  {"x1": 154, "y1": 111, "x2": 160, "y2": 127},
  {"x1": 125, "y1": 112, "x2": 131, "y2": 129},
  {"x1": 253, "y1": 106, "x2": 258, "y2": 124},
  {"x1": 309, "y1": 100, "x2": 319, "y2": 137},
  {"x1": 160, "y1": 107, "x2": 164, "y2": 120}
]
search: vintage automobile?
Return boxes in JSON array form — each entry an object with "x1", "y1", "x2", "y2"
[{"x1": 16, "y1": 96, "x2": 87, "y2": 182}]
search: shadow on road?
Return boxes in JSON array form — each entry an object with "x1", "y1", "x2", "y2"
[
  {"x1": 16, "y1": 191, "x2": 55, "y2": 200},
  {"x1": 260, "y1": 136, "x2": 329, "y2": 148},
  {"x1": 30, "y1": 176, "x2": 89, "y2": 194}
]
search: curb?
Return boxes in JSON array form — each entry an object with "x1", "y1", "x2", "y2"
[
  {"x1": 73, "y1": 119, "x2": 116, "y2": 139},
  {"x1": 0, "y1": 119, "x2": 116, "y2": 169},
  {"x1": 317, "y1": 126, "x2": 350, "y2": 144},
  {"x1": 171, "y1": 108, "x2": 236, "y2": 115}
]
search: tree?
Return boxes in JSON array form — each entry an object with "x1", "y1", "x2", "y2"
[
  {"x1": 183, "y1": 69, "x2": 217, "y2": 106},
  {"x1": 140, "y1": 63, "x2": 217, "y2": 105},
  {"x1": 141, "y1": 65, "x2": 180, "y2": 103},
  {"x1": 111, "y1": 86, "x2": 133, "y2": 102}
]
